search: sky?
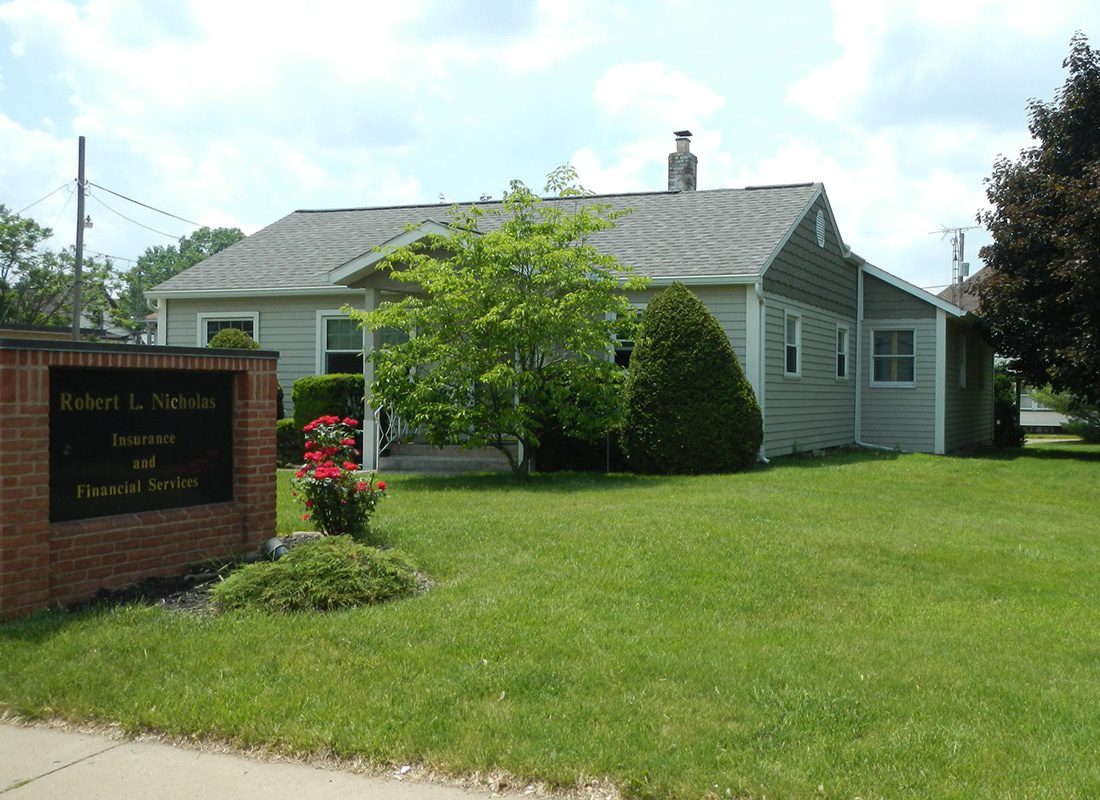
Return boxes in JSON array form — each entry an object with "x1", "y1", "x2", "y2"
[{"x1": 2, "y1": 0, "x2": 1098, "y2": 292}]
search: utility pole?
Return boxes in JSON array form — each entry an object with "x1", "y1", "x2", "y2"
[{"x1": 71, "y1": 135, "x2": 86, "y2": 341}]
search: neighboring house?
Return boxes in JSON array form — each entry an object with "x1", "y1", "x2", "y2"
[{"x1": 146, "y1": 133, "x2": 993, "y2": 465}]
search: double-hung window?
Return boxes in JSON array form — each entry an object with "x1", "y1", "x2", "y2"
[
  {"x1": 319, "y1": 314, "x2": 363, "y2": 374},
  {"x1": 784, "y1": 311, "x2": 801, "y2": 377},
  {"x1": 197, "y1": 312, "x2": 259, "y2": 345},
  {"x1": 871, "y1": 329, "x2": 916, "y2": 386},
  {"x1": 836, "y1": 324, "x2": 849, "y2": 379}
]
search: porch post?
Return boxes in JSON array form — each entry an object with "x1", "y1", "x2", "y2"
[{"x1": 362, "y1": 287, "x2": 379, "y2": 470}]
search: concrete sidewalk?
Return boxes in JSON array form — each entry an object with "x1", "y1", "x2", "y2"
[{"x1": 0, "y1": 722, "x2": 496, "y2": 800}]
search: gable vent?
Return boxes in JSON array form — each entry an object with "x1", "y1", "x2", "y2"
[{"x1": 815, "y1": 210, "x2": 826, "y2": 248}]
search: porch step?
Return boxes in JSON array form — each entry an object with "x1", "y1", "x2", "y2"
[{"x1": 378, "y1": 443, "x2": 514, "y2": 474}]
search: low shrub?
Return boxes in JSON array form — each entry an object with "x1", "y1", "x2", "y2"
[
  {"x1": 212, "y1": 536, "x2": 419, "y2": 612},
  {"x1": 276, "y1": 383, "x2": 285, "y2": 420},
  {"x1": 276, "y1": 418, "x2": 302, "y2": 467},
  {"x1": 292, "y1": 374, "x2": 364, "y2": 431},
  {"x1": 207, "y1": 327, "x2": 261, "y2": 349}
]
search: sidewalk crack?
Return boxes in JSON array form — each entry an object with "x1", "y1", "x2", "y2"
[{"x1": 1, "y1": 742, "x2": 123, "y2": 795}]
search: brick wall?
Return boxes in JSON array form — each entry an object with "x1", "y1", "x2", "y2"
[{"x1": 0, "y1": 340, "x2": 277, "y2": 618}]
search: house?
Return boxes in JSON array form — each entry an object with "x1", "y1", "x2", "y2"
[{"x1": 146, "y1": 133, "x2": 993, "y2": 466}]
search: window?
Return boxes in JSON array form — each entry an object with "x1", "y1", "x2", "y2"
[
  {"x1": 871, "y1": 329, "x2": 916, "y2": 386},
  {"x1": 836, "y1": 324, "x2": 849, "y2": 379},
  {"x1": 784, "y1": 311, "x2": 801, "y2": 376},
  {"x1": 612, "y1": 305, "x2": 645, "y2": 368},
  {"x1": 320, "y1": 316, "x2": 363, "y2": 374},
  {"x1": 197, "y1": 312, "x2": 259, "y2": 346},
  {"x1": 958, "y1": 335, "x2": 968, "y2": 389}
]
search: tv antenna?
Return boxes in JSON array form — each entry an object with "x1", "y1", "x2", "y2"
[{"x1": 929, "y1": 225, "x2": 980, "y2": 307}]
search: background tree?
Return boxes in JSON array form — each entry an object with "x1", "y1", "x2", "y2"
[
  {"x1": 621, "y1": 282, "x2": 762, "y2": 474},
  {"x1": 1, "y1": 204, "x2": 120, "y2": 328},
  {"x1": 353, "y1": 166, "x2": 648, "y2": 475},
  {"x1": 1032, "y1": 386, "x2": 1100, "y2": 442},
  {"x1": 116, "y1": 226, "x2": 244, "y2": 331},
  {"x1": 978, "y1": 32, "x2": 1100, "y2": 403}
]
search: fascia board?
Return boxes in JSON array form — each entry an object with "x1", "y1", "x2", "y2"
[
  {"x1": 146, "y1": 286, "x2": 365, "y2": 300},
  {"x1": 329, "y1": 219, "x2": 455, "y2": 286},
  {"x1": 634, "y1": 274, "x2": 759, "y2": 286},
  {"x1": 861, "y1": 262, "x2": 966, "y2": 318}
]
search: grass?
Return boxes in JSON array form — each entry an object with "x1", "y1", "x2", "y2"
[{"x1": 3, "y1": 444, "x2": 1100, "y2": 799}]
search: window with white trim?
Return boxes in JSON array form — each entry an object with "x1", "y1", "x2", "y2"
[
  {"x1": 871, "y1": 329, "x2": 916, "y2": 386},
  {"x1": 836, "y1": 324, "x2": 849, "y2": 379},
  {"x1": 958, "y1": 334, "x2": 968, "y2": 389},
  {"x1": 784, "y1": 311, "x2": 801, "y2": 376},
  {"x1": 612, "y1": 305, "x2": 645, "y2": 368},
  {"x1": 197, "y1": 312, "x2": 259, "y2": 346},
  {"x1": 321, "y1": 316, "x2": 363, "y2": 374}
]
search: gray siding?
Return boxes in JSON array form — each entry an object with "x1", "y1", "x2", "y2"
[
  {"x1": 944, "y1": 321, "x2": 994, "y2": 450},
  {"x1": 863, "y1": 274, "x2": 935, "y2": 320},
  {"x1": 627, "y1": 285, "x2": 748, "y2": 366},
  {"x1": 763, "y1": 293, "x2": 856, "y2": 457},
  {"x1": 762, "y1": 196, "x2": 857, "y2": 318},
  {"x1": 163, "y1": 293, "x2": 365, "y2": 411},
  {"x1": 859, "y1": 318, "x2": 937, "y2": 452}
]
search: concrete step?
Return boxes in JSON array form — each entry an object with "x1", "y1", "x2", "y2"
[{"x1": 378, "y1": 443, "x2": 513, "y2": 474}]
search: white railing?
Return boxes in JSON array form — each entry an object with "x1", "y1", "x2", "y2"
[{"x1": 374, "y1": 406, "x2": 410, "y2": 461}]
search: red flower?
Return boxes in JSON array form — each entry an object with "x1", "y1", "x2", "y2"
[
  {"x1": 305, "y1": 500, "x2": 313, "y2": 508},
  {"x1": 356, "y1": 481, "x2": 367, "y2": 492},
  {"x1": 302, "y1": 513, "x2": 311, "y2": 520},
  {"x1": 340, "y1": 437, "x2": 355, "y2": 446},
  {"x1": 295, "y1": 468, "x2": 306, "y2": 478},
  {"x1": 304, "y1": 441, "x2": 314, "y2": 451},
  {"x1": 343, "y1": 461, "x2": 358, "y2": 470},
  {"x1": 376, "y1": 480, "x2": 387, "y2": 491},
  {"x1": 343, "y1": 417, "x2": 359, "y2": 427}
]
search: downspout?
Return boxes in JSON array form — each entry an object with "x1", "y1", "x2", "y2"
[{"x1": 755, "y1": 281, "x2": 769, "y2": 464}]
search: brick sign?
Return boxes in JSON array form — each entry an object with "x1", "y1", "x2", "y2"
[{"x1": 49, "y1": 367, "x2": 234, "y2": 521}]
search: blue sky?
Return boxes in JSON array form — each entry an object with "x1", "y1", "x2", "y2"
[{"x1": 2, "y1": 0, "x2": 1098, "y2": 291}]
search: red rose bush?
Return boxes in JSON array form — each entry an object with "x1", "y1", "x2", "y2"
[{"x1": 290, "y1": 416, "x2": 388, "y2": 541}]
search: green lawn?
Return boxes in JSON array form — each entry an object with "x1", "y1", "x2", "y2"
[{"x1": 3, "y1": 445, "x2": 1100, "y2": 799}]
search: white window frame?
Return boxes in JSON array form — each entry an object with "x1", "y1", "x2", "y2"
[
  {"x1": 870, "y1": 328, "x2": 917, "y2": 388},
  {"x1": 196, "y1": 311, "x2": 260, "y2": 346},
  {"x1": 835, "y1": 323, "x2": 849, "y2": 380},
  {"x1": 315, "y1": 310, "x2": 365, "y2": 375},
  {"x1": 783, "y1": 310, "x2": 801, "y2": 377},
  {"x1": 610, "y1": 303, "x2": 646, "y2": 366},
  {"x1": 958, "y1": 334, "x2": 968, "y2": 389}
]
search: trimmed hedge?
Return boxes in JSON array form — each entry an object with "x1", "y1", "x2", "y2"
[
  {"x1": 621, "y1": 282, "x2": 763, "y2": 474},
  {"x1": 276, "y1": 418, "x2": 303, "y2": 467},
  {"x1": 207, "y1": 327, "x2": 260, "y2": 349},
  {"x1": 292, "y1": 373, "x2": 365, "y2": 430}
]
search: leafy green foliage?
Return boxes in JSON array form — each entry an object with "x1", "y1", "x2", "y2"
[
  {"x1": 978, "y1": 33, "x2": 1100, "y2": 403},
  {"x1": 353, "y1": 165, "x2": 648, "y2": 475},
  {"x1": 1032, "y1": 385, "x2": 1100, "y2": 441},
  {"x1": 291, "y1": 374, "x2": 364, "y2": 430},
  {"x1": 212, "y1": 536, "x2": 418, "y2": 612},
  {"x1": 117, "y1": 227, "x2": 244, "y2": 331},
  {"x1": 276, "y1": 418, "x2": 303, "y2": 467},
  {"x1": 993, "y1": 364, "x2": 1026, "y2": 447},
  {"x1": 206, "y1": 326, "x2": 260, "y2": 349},
  {"x1": 0, "y1": 204, "x2": 120, "y2": 329},
  {"x1": 621, "y1": 283, "x2": 762, "y2": 473}
]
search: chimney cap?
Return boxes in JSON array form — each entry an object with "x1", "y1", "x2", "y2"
[{"x1": 674, "y1": 129, "x2": 693, "y2": 138}]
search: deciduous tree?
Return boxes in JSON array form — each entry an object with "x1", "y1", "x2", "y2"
[
  {"x1": 353, "y1": 167, "x2": 648, "y2": 475},
  {"x1": 978, "y1": 32, "x2": 1100, "y2": 403}
]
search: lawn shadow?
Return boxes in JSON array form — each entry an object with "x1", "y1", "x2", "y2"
[
  {"x1": 388, "y1": 470, "x2": 664, "y2": 493},
  {"x1": 765, "y1": 447, "x2": 904, "y2": 469},
  {"x1": 960, "y1": 442, "x2": 1100, "y2": 463}
]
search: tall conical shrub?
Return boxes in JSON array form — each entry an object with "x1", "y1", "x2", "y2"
[{"x1": 621, "y1": 283, "x2": 763, "y2": 473}]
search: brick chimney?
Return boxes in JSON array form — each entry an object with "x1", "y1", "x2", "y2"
[{"x1": 668, "y1": 130, "x2": 697, "y2": 192}]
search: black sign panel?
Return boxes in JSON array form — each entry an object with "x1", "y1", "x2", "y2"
[{"x1": 49, "y1": 368, "x2": 234, "y2": 522}]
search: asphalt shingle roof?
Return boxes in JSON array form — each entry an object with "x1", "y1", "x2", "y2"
[{"x1": 149, "y1": 184, "x2": 822, "y2": 293}]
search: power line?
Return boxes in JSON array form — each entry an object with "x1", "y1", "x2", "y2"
[
  {"x1": 15, "y1": 181, "x2": 72, "y2": 216},
  {"x1": 87, "y1": 181, "x2": 205, "y2": 227},
  {"x1": 85, "y1": 248, "x2": 137, "y2": 264},
  {"x1": 87, "y1": 193, "x2": 182, "y2": 240}
]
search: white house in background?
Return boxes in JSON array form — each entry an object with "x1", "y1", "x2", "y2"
[{"x1": 146, "y1": 133, "x2": 993, "y2": 468}]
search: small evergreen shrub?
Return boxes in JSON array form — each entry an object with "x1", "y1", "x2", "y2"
[
  {"x1": 207, "y1": 327, "x2": 261, "y2": 349},
  {"x1": 292, "y1": 374, "x2": 365, "y2": 430},
  {"x1": 993, "y1": 366, "x2": 1025, "y2": 447},
  {"x1": 212, "y1": 537, "x2": 418, "y2": 612},
  {"x1": 276, "y1": 383, "x2": 285, "y2": 420},
  {"x1": 276, "y1": 418, "x2": 303, "y2": 467},
  {"x1": 621, "y1": 283, "x2": 763, "y2": 474}
]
